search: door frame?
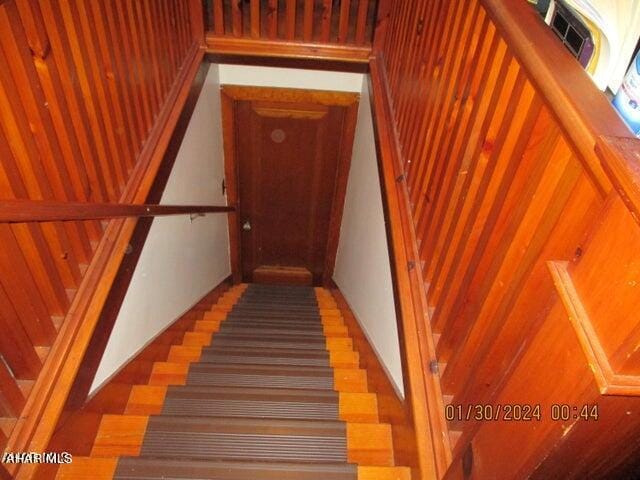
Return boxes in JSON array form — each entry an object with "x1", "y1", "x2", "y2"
[{"x1": 220, "y1": 85, "x2": 359, "y2": 286}]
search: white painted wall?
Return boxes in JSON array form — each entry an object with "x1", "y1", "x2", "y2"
[
  {"x1": 91, "y1": 64, "x2": 231, "y2": 393},
  {"x1": 218, "y1": 64, "x2": 363, "y2": 91},
  {"x1": 333, "y1": 77, "x2": 404, "y2": 396}
]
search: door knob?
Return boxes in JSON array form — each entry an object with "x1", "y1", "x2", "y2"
[{"x1": 242, "y1": 220, "x2": 252, "y2": 231}]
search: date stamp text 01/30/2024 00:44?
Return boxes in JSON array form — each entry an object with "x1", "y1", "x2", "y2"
[{"x1": 445, "y1": 403, "x2": 600, "y2": 422}]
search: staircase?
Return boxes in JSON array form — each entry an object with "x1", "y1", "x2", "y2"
[{"x1": 57, "y1": 284, "x2": 411, "y2": 479}]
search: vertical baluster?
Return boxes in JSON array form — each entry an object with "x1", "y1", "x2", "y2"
[
  {"x1": 0, "y1": 280, "x2": 43, "y2": 379},
  {"x1": 267, "y1": 0, "x2": 278, "y2": 39},
  {"x1": 213, "y1": 0, "x2": 224, "y2": 35},
  {"x1": 204, "y1": 0, "x2": 214, "y2": 32},
  {"x1": 39, "y1": 0, "x2": 109, "y2": 203},
  {"x1": 231, "y1": 0, "x2": 242, "y2": 37},
  {"x1": 355, "y1": 0, "x2": 370, "y2": 45},
  {"x1": 0, "y1": 6, "x2": 89, "y2": 278},
  {"x1": 303, "y1": 0, "x2": 314, "y2": 41},
  {"x1": 134, "y1": 0, "x2": 162, "y2": 111},
  {"x1": 0, "y1": 356, "x2": 26, "y2": 417},
  {"x1": 320, "y1": 0, "x2": 333, "y2": 42},
  {"x1": 285, "y1": 0, "x2": 296, "y2": 40},
  {"x1": 250, "y1": 0, "x2": 260, "y2": 38},
  {"x1": 15, "y1": 0, "x2": 103, "y2": 244},
  {"x1": 187, "y1": 0, "x2": 205, "y2": 43},
  {"x1": 14, "y1": 0, "x2": 49, "y2": 58},
  {"x1": 338, "y1": 0, "x2": 350, "y2": 43}
]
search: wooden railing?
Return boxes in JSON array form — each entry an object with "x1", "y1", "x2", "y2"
[
  {"x1": 0, "y1": 200, "x2": 234, "y2": 223},
  {"x1": 371, "y1": 0, "x2": 640, "y2": 479},
  {"x1": 204, "y1": 0, "x2": 378, "y2": 62},
  {"x1": 0, "y1": 1, "x2": 205, "y2": 478}
]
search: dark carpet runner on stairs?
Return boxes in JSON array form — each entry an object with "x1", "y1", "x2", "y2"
[{"x1": 113, "y1": 284, "x2": 357, "y2": 479}]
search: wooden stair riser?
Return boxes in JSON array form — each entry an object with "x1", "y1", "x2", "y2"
[
  {"x1": 334, "y1": 368, "x2": 369, "y2": 393},
  {"x1": 193, "y1": 319, "x2": 222, "y2": 333},
  {"x1": 347, "y1": 423, "x2": 395, "y2": 466},
  {"x1": 339, "y1": 393, "x2": 379, "y2": 423},
  {"x1": 214, "y1": 296, "x2": 241, "y2": 306},
  {"x1": 217, "y1": 289, "x2": 246, "y2": 302},
  {"x1": 317, "y1": 297, "x2": 339, "y2": 308},
  {"x1": 91, "y1": 415, "x2": 149, "y2": 457},
  {"x1": 322, "y1": 316, "x2": 348, "y2": 327},
  {"x1": 148, "y1": 362, "x2": 189, "y2": 386},
  {"x1": 167, "y1": 345, "x2": 203, "y2": 363},
  {"x1": 202, "y1": 310, "x2": 228, "y2": 321},
  {"x1": 181, "y1": 331, "x2": 213, "y2": 347},
  {"x1": 330, "y1": 350, "x2": 360, "y2": 369},
  {"x1": 326, "y1": 337, "x2": 354, "y2": 351},
  {"x1": 124, "y1": 386, "x2": 167, "y2": 416},
  {"x1": 324, "y1": 324, "x2": 349, "y2": 337},
  {"x1": 209, "y1": 304, "x2": 234, "y2": 313}
]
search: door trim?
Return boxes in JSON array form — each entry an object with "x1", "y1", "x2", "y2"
[{"x1": 220, "y1": 85, "x2": 359, "y2": 286}]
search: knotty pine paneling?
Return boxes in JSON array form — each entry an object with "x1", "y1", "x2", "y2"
[
  {"x1": 204, "y1": 0, "x2": 377, "y2": 62},
  {"x1": 376, "y1": 0, "x2": 640, "y2": 478},
  {"x1": 0, "y1": 0, "x2": 201, "y2": 451}
]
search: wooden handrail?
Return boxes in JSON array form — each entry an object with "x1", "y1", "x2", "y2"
[
  {"x1": 595, "y1": 136, "x2": 640, "y2": 226},
  {"x1": 481, "y1": 0, "x2": 635, "y2": 196},
  {"x1": 369, "y1": 55, "x2": 451, "y2": 480},
  {"x1": 0, "y1": 200, "x2": 234, "y2": 223}
]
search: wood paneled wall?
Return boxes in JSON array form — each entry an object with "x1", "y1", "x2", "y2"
[
  {"x1": 0, "y1": 1, "x2": 204, "y2": 477},
  {"x1": 204, "y1": 0, "x2": 376, "y2": 62},
  {"x1": 206, "y1": 0, "x2": 376, "y2": 44},
  {"x1": 372, "y1": 0, "x2": 640, "y2": 478}
]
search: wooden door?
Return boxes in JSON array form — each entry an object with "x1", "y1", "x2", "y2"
[{"x1": 223, "y1": 87, "x2": 358, "y2": 286}]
